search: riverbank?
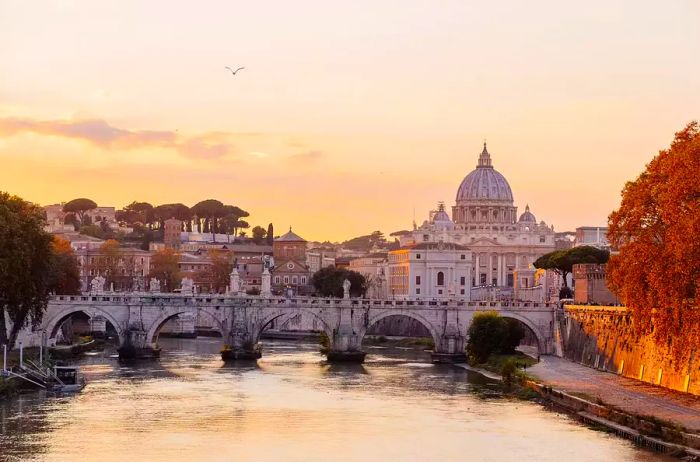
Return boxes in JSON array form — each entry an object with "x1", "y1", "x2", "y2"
[{"x1": 457, "y1": 356, "x2": 700, "y2": 459}]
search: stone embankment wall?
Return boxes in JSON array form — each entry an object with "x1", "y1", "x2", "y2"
[{"x1": 561, "y1": 305, "x2": 699, "y2": 396}]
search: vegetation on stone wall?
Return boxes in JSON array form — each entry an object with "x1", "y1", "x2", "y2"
[{"x1": 607, "y1": 122, "x2": 700, "y2": 365}]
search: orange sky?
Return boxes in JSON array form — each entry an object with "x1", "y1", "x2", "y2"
[{"x1": 1, "y1": 1, "x2": 699, "y2": 241}]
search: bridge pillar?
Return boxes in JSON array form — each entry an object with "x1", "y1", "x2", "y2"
[
  {"x1": 117, "y1": 329, "x2": 161, "y2": 360},
  {"x1": 326, "y1": 306, "x2": 366, "y2": 363},
  {"x1": 89, "y1": 315, "x2": 107, "y2": 339},
  {"x1": 117, "y1": 306, "x2": 160, "y2": 360},
  {"x1": 431, "y1": 310, "x2": 467, "y2": 363},
  {"x1": 221, "y1": 310, "x2": 261, "y2": 361}
]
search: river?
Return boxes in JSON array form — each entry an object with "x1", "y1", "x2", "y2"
[{"x1": 0, "y1": 338, "x2": 673, "y2": 462}]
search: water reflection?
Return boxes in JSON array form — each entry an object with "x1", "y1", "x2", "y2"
[{"x1": 0, "y1": 338, "x2": 673, "y2": 462}]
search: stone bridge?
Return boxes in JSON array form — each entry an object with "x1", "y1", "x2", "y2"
[{"x1": 42, "y1": 294, "x2": 558, "y2": 363}]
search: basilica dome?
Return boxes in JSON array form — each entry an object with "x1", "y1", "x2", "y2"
[{"x1": 455, "y1": 143, "x2": 514, "y2": 204}]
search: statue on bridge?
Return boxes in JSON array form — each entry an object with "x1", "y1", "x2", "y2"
[
  {"x1": 229, "y1": 267, "x2": 241, "y2": 295},
  {"x1": 149, "y1": 278, "x2": 161, "y2": 293},
  {"x1": 181, "y1": 277, "x2": 194, "y2": 296},
  {"x1": 90, "y1": 275, "x2": 106, "y2": 294},
  {"x1": 343, "y1": 279, "x2": 351, "y2": 299}
]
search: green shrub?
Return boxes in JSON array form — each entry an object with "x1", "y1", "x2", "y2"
[{"x1": 467, "y1": 312, "x2": 526, "y2": 363}]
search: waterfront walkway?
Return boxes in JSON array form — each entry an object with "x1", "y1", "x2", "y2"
[{"x1": 529, "y1": 356, "x2": 700, "y2": 432}]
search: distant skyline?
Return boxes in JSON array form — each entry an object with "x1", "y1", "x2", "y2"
[{"x1": 1, "y1": 1, "x2": 699, "y2": 241}]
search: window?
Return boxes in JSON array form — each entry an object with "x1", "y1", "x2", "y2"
[
  {"x1": 274, "y1": 276, "x2": 281, "y2": 284},
  {"x1": 460, "y1": 276, "x2": 465, "y2": 286},
  {"x1": 460, "y1": 289, "x2": 465, "y2": 295},
  {"x1": 460, "y1": 254, "x2": 465, "y2": 260},
  {"x1": 416, "y1": 253, "x2": 421, "y2": 259},
  {"x1": 416, "y1": 276, "x2": 421, "y2": 285},
  {"x1": 423, "y1": 234, "x2": 429, "y2": 242},
  {"x1": 416, "y1": 288, "x2": 421, "y2": 295},
  {"x1": 539, "y1": 236, "x2": 545, "y2": 243},
  {"x1": 301, "y1": 276, "x2": 307, "y2": 284},
  {"x1": 437, "y1": 271, "x2": 444, "y2": 286},
  {"x1": 283, "y1": 276, "x2": 289, "y2": 284},
  {"x1": 292, "y1": 276, "x2": 298, "y2": 285},
  {"x1": 438, "y1": 289, "x2": 443, "y2": 295},
  {"x1": 287, "y1": 262, "x2": 294, "y2": 269}
]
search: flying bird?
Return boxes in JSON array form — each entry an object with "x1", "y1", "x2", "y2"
[{"x1": 225, "y1": 66, "x2": 245, "y2": 76}]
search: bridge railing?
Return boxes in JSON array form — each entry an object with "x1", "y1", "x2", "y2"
[{"x1": 49, "y1": 294, "x2": 557, "y2": 310}]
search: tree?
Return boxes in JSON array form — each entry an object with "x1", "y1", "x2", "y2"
[
  {"x1": 117, "y1": 202, "x2": 154, "y2": 228},
  {"x1": 311, "y1": 267, "x2": 367, "y2": 298},
  {"x1": 0, "y1": 192, "x2": 54, "y2": 349},
  {"x1": 192, "y1": 199, "x2": 224, "y2": 234},
  {"x1": 79, "y1": 223, "x2": 105, "y2": 239},
  {"x1": 197, "y1": 251, "x2": 233, "y2": 293},
  {"x1": 64, "y1": 212, "x2": 79, "y2": 231},
  {"x1": 466, "y1": 312, "x2": 525, "y2": 363},
  {"x1": 153, "y1": 203, "x2": 192, "y2": 230},
  {"x1": 63, "y1": 198, "x2": 97, "y2": 225},
  {"x1": 467, "y1": 312, "x2": 507, "y2": 363},
  {"x1": 341, "y1": 231, "x2": 388, "y2": 252},
  {"x1": 266, "y1": 223, "x2": 274, "y2": 245},
  {"x1": 149, "y1": 248, "x2": 181, "y2": 292},
  {"x1": 251, "y1": 226, "x2": 267, "y2": 244},
  {"x1": 49, "y1": 237, "x2": 81, "y2": 295},
  {"x1": 500, "y1": 318, "x2": 526, "y2": 354},
  {"x1": 533, "y1": 246, "x2": 609, "y2": 287},
  {"x1": 607, "y1": 122, "x2": 700, "y2": 365},
  {"x1": 94, "y1": 239, "x2": 122, "y2": 289}
]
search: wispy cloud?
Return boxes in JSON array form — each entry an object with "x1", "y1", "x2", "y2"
[
  {"x1": 287, "y1": 150, "x2": 324, "y2": 162},
  {"x1": 0, "y1": 117, "x2": 233, "y2": 160}
]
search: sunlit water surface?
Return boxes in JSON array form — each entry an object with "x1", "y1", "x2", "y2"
[{"x1": 0, "y1": 338, "x2": 673, "y2": 462}]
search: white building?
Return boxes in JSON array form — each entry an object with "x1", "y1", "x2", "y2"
[
  {"x1": 387, "y1": 242, "x2": 471, "y2": 300},
  {"x1": 349, "y1": 253, "x2": 388, "y2": 298},
  {"x1": 574, "y1": 226, "x2": 609, "y2": 250},
  {"x1": 399, "y1": 143, "x2": 556, "y2": 290}
]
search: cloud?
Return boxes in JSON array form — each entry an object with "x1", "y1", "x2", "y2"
[
  {"x1": 287, "y1": 150, "x2": 324, "y2": 162},
  {"x1": 0, "y1": 117, "x2": 175, "y2": 148},
  {"x1": 0, "y1": 117, "x2": 231, "y2": 160}
]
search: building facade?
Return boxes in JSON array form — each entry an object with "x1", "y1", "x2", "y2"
[
  {"x1": 272, "y1": 228, "x2": 312, "y2": 295},
  {"x1": 387, "y1": 242, "x2": 471, "y2": 300},
  {"x1": 573, "y1": 263, "x2": 619, "y2": 305},
  {"x1": 399, "y1": 143, "x2": 556, "y2": 291}
]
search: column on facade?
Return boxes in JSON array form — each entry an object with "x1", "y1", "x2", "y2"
[
  {"x1": 496, "y1": 253, "x2": 503, "y2": 286},
  {"x1": 486, "y1": 252, "x2": 493, "y2": 286},
  {"x1": 474, "y1": 254, "x2": 480, "y2": 286}
]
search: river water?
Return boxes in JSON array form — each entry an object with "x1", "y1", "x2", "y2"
[{"x1": 0, "y1": 338, "x2": 672, "y2": 462}]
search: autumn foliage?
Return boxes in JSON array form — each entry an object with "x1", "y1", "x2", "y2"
[{"x1": 607, "y1": 122, "x2": 700, "y2": 365}]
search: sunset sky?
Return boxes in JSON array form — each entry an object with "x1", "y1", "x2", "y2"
[{"x1": 1, "y1": 1, "x2": 699, "y2": 241}]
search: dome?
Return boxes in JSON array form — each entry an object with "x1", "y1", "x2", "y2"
[
  {"x1": 455, "y1": 143, "x2": 514, "y2": 204},
  {"x1": 431, "y1": 202, "x2": 454, "y2": 230},
  {"x1": 518, "y1": 204, "x2": 536, "y2": 223},
  {"x1": 432, "y1": 202, "x2": 451, "y2": 223}
]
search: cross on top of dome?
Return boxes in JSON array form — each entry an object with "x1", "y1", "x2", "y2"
[{"x1": 477, "y1": 142, "x2": 492, "y2": 168}]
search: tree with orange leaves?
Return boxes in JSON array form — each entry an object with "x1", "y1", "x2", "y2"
[
  {"x1": 49, "y1": 236, "x2": 81, "y2": 295},
  {"x1": 607, "y1": 122, "x2": 700, "y2": 366}
]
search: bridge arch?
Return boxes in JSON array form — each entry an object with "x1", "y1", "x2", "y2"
[
  {"x1": 255, "y1": 308, "x2": 334, "y2": 344},
  {"x1": 357, "y1": 309, "x2": 441, "y2": 347},
  {"x1": 44, "y1": 305, "x2": 125, "y2": 344},
  {"x1": 145, "y1": 307, "x2": 225, "y2": 345},
  {"x1": 493, "y1": 311, "x2": 545, "y2": 354}
]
